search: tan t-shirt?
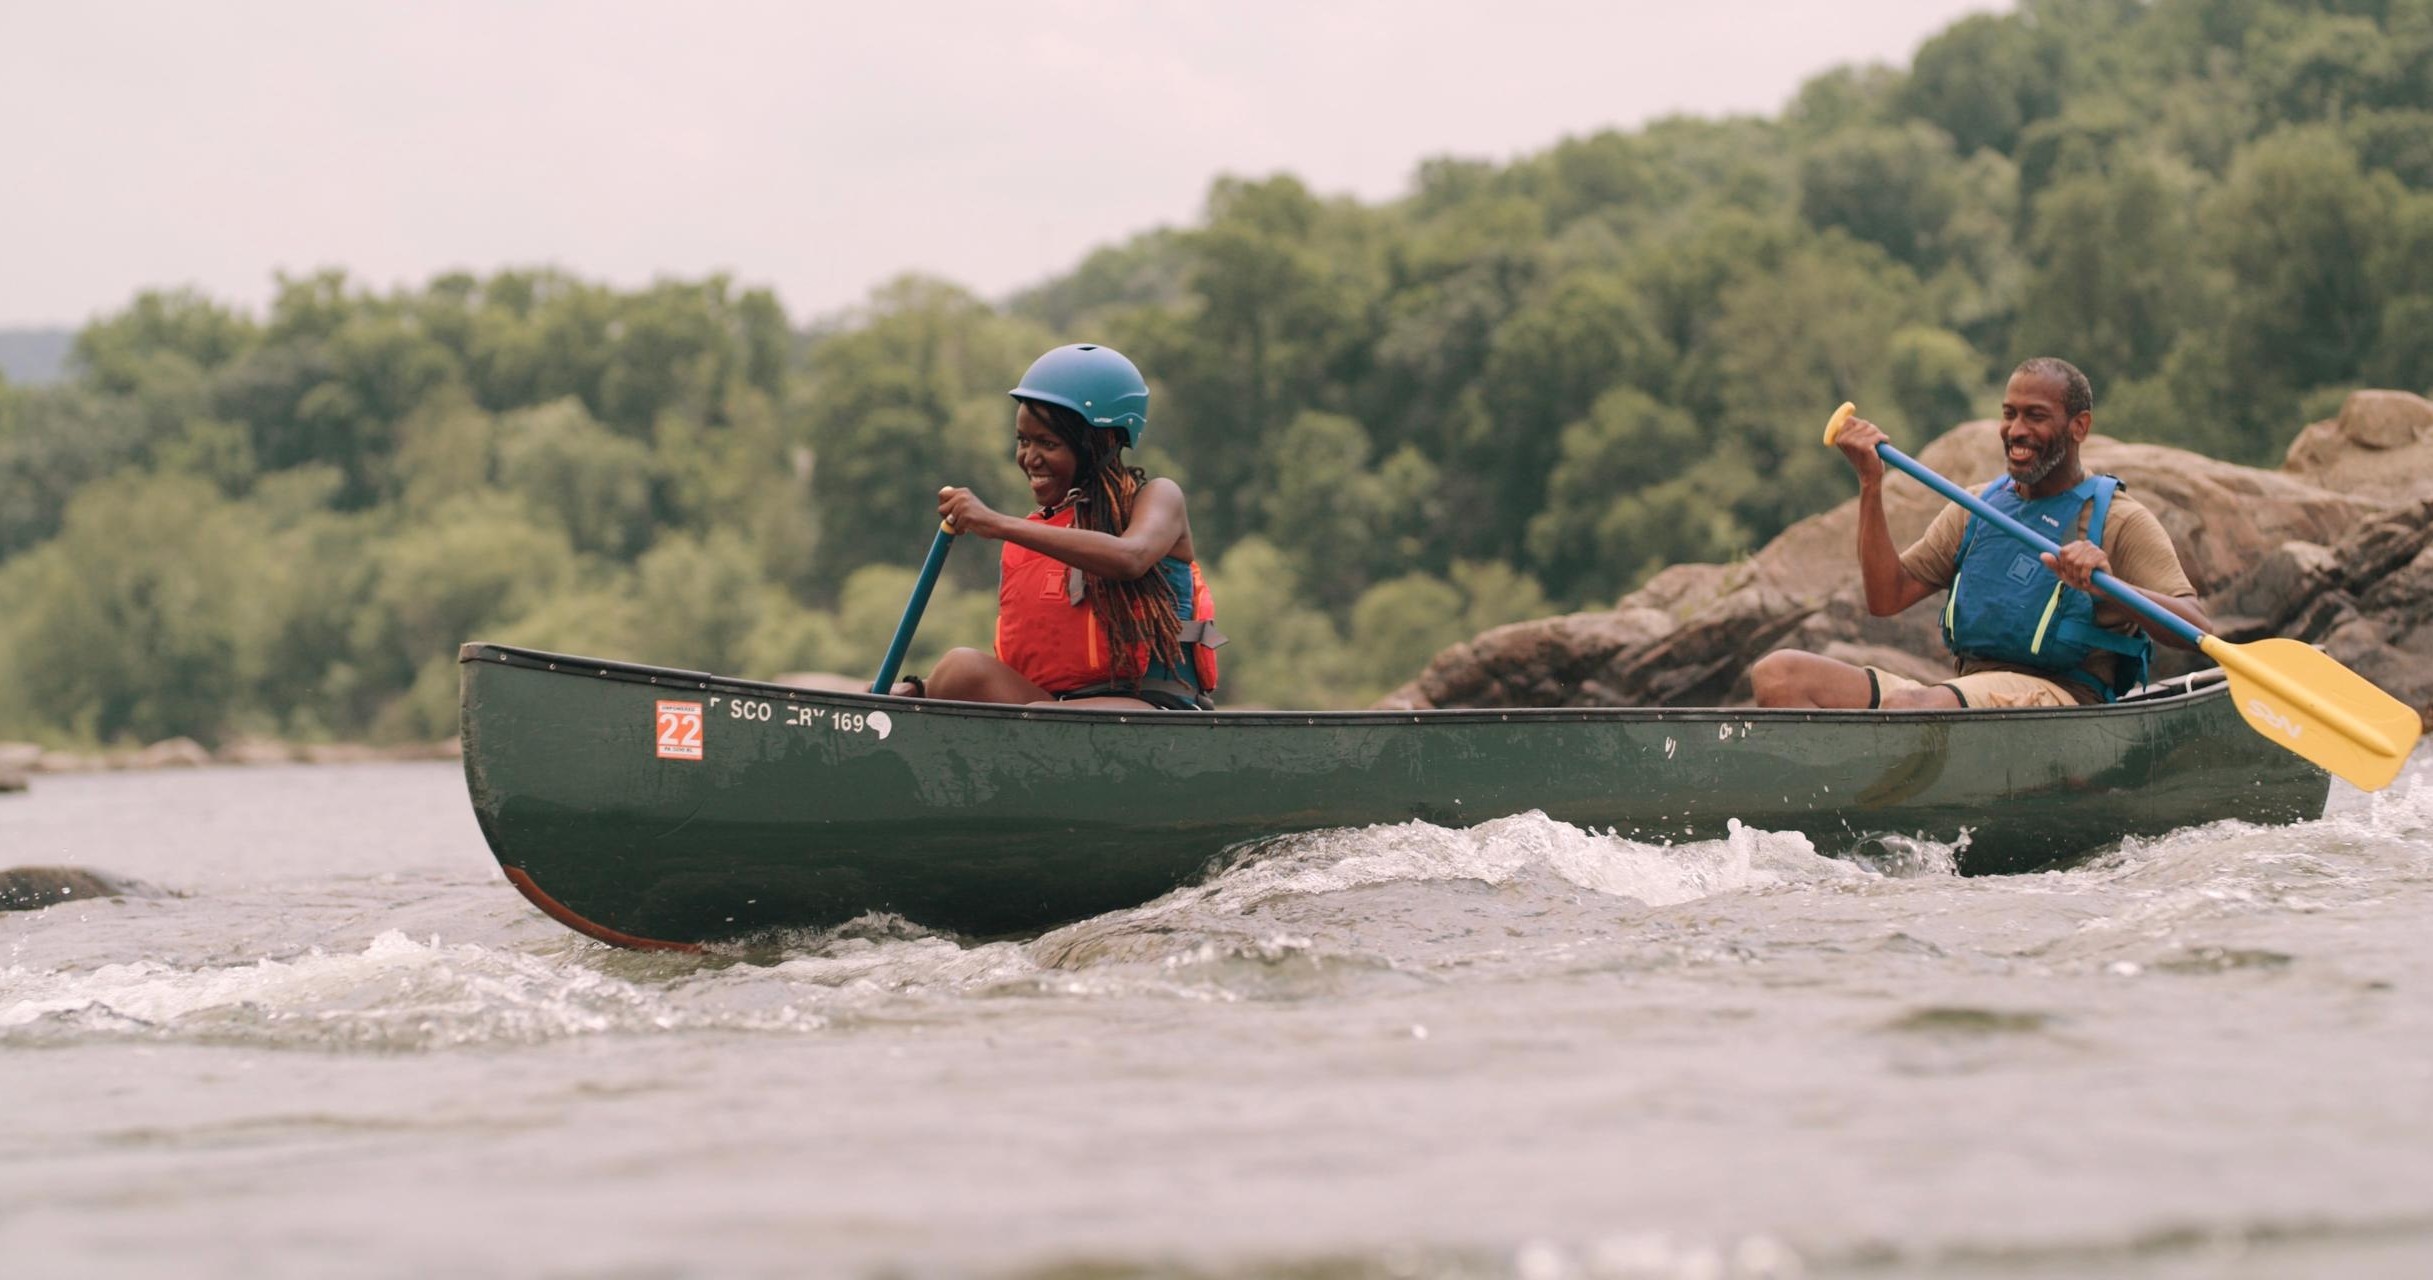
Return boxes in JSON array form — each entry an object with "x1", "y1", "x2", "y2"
[{"x1": 1898, "y1": 483, "x2": 2197, "y2": 702}]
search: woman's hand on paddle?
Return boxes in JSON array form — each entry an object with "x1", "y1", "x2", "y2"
[
  {"x1": 936, "y1": 487, "x2": 1007, "y2": 539},
  {"x1": 1832, "y1": 416, "x2": 1890, "y2": 485},
  {"x1": 2041, "y1": 540, "x2": 2109, "y2": 592}
]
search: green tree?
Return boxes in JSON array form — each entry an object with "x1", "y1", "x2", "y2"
[
  {"x1": 0, "y1": 388, "x2": 149, "y2": 556},
  {"x1": 1703, "y1": 239, "x2": 1928, "y2": 538},
  {"x1": 1135, "y1": 175, "x2": 1384, "y2": 546},
  {"x1": 1202, "y1": 538, "x2": 1350, "y2": 709},
  {"x1": 2016, "y1": 161, "x2": 2208, "y2": 378},
  {"x1": 1527, "y1": 387, "x2": 1756, "y2": 601},
  {"x1": 71, "y1": 289, "x2": 257, "y2": 395},
  {"x1": 1799, "y1": 123, "x2": 1966, "y2": 268},
  {"x1": 626, "y1": 530, "x2": 768, "y2": 674},
  {"x1": 799, "y1": 276, "x2": 1039, "y2": 595},
  {"x1": 1256, "y1": 411, "x2": 1443, "y2": 610},
  {"x1": 1347, "y1": 574, "x2": 1468, "y2": 700},
  {"x1": 2203, "y1": 127, "x2": 2403, "y2": 453},
  {"x1": 1469, "y1": 270, "x2": 1671, "y2": 556},
  {"x1": 1900, "y1": 13, "x2": 2068, "y2": 156},
  {"x1": 2250, "y1": 12, "x2": 2404, "y2": 121},
  {"x1": 10, "y1": 474, "x2": 270, "y2": 743},
  {"x1": 497, "y1": 398, "x2": 659, "y2": 559},
  {"x1": 351, "y1": 495, "x2": 574, "y2": 709},
  {"x1": 1886, "y1": 325, "x2": 1989, "y2": 433}
]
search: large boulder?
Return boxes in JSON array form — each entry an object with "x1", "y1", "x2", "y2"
[
  {"x1": 1383, "y1": 415, "x2": 2419, "y2": 721},
  {"x1": 2282, "y1": 391, "x2": 2433, "y2": 503}
]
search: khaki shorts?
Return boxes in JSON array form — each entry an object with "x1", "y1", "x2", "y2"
[{"x1": 1866, "y1": 667, "x2": 2078, "y2": 709}]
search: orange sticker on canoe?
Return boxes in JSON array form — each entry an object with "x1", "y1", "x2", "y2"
[{"x1": 655, "y1": 700, "x2": 703, "y2": 760}]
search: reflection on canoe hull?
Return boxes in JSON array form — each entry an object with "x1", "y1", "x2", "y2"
[{"x1": 458, "y1": 643, "x2": 2331, "y2": 950}]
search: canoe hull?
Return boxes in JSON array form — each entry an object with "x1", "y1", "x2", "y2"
[{"x1": 458, "y1": 644, "x2": 2331, "y2": 948}]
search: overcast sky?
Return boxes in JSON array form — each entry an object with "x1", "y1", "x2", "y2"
[{"x1": 0, "y1": 1, "x2": 2001, "y2": 328}]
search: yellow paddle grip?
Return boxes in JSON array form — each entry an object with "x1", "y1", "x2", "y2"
[{"x1": 1823, "y1": 402, "x2": 1856, "y2": 446}]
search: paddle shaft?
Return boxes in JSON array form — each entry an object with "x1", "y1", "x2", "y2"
[
  {"x1": 1875, "y1": 442, "x2": 2404, "y2": 759},
  {"x1": 870, "y1": 524, "x2": 956, "y2": 695},
  {"x1": 1869, "y1": 443, "x2": 2205, "y2": 647}
]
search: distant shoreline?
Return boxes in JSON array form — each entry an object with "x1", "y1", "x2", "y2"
[{"x1": 0, "y1": 737, "x2": 459, "y2": 786}]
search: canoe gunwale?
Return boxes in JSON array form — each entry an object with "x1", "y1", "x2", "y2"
[{"x1": 457, "y1": 641, "x2": 2234, "y2": 727}]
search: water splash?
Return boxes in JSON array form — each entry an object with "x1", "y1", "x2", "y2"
[
  {"x1": 0, "y1": 929, "x2": 824, "y2": 1050},
  {"x1": 1188, "y1": 811, "x2": 1855, "y2": 914}
]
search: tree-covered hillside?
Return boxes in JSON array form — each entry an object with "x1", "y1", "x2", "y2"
[{"x1": 3, "y1": 0, "x2": 2429, "y2": 743}]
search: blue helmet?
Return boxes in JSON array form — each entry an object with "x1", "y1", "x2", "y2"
[{"x1": 1009, "y1": 343, "x2": 1149, "y2": 445}]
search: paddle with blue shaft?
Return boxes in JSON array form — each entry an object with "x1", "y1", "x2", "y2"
[
  {"x1": 869, "y1": 498, "x2": 958, "y2": 695},
  {"x1": 1824, "y1": 402, "x2": 2421, "y2": 790}
]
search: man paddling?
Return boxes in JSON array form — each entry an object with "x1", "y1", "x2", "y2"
[{"x1": 1751, "y1": 358, "x2": 2211, "y2": 709}]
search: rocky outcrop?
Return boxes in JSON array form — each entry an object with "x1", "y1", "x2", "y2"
[
  {"x1": 2221, "y1": 497, "x2": 2433, "y2": 724},
  {"x1": 1383, "y1": 394, "x2": 2431, "y2": 727},
  {"x1": 0, "y1": 866, "x2": 158, "y2": 911},
  {"x1": 2281, "y1": 390, "x2": 2433, "y2": 504},
  {"x1": 129, "y1": 737, "x2": 213, "y2": 769},
  {"x1": 0, "y1": 742, "x2": 35, "y2": 792}
]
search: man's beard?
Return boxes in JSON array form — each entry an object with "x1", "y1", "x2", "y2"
[{"x1": 2011, "y1": 433, "x2": 2070, "y2": 486}]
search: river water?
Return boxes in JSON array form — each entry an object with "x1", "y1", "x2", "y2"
[{"x1": 3, "y1": 753, "x2": 2430, "y2": 1278}]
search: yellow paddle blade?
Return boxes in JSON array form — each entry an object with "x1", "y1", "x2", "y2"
[
  {"x1": 1822, "y1": 401, "x2": 1856, "y2": 446},
  {"x1": 2201, "y1": 636, "x2": 2423, "y2": 790}
]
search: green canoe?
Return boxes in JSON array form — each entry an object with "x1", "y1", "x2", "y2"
[{"x1": 458, "y1": 642, "x2": 2331, "y2": 951}]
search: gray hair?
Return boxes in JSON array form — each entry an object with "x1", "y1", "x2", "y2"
[{"x1": 2013, "y1": 357, "x2": 2092, "y2": 420}]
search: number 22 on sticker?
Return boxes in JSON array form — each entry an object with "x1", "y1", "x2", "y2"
[{"x1": 656, "y1": 700, "x2": 704, "y2": 760}]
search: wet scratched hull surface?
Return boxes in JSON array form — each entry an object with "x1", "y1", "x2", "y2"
[{"x1": 458, "y1": 643, "x2": 2329, "y2": 948}]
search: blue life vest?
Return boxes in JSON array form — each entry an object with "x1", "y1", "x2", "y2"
[{"x1": 1940, "y1": 474, "x2": 2151, "y2": 701}]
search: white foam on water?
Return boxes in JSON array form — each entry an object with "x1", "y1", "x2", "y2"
[
  {"x1": 1007, "y1": 811, "x2": 1907, "y2": 987},
  {"x1": 0, "y1": 929, "x2": 825, "y2": 1049},
  {"x1": 1194, "y1": 810, "x2": 1861, "y2": 913},
  {"x1": 1999, "y1": 750, "x2": 2433, "y2": 972},
  {"x1": 761, "y1": 930, "x2": 1041, "y2": 1004}
]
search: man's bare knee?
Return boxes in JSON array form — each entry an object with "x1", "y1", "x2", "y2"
[
  {"x1": 1751, "y1": 649, "x2": 1878, "y2": 709},
  {"x1": 1749, "y1": 650, "x2": 1807, "y2": 707}
]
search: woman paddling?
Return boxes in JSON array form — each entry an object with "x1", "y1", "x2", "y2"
[{"x1": 896, "y1": 343, "x2": 1222, "y2": 710}]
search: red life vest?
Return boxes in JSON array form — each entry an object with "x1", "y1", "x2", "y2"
[{"x1": 994, "y1": 506, "x2": 1220, "y2": 697}]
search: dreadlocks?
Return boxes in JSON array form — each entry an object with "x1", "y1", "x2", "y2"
[{"x1": 1022, "y1": 398, "x2": 1188, "y2": 683}]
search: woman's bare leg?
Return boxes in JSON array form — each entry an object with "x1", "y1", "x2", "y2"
[
  {"x1": 902, "y1": 647, "x2": 1053, "y2": 704},
  {"x1": 900, "y1": 647, "x2": 1160, "y2": 710}
]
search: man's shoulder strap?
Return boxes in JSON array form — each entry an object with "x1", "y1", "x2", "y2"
[{"x1": 2086, "y1": 474, "x2": 2122, "y2": 547}]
